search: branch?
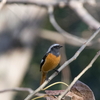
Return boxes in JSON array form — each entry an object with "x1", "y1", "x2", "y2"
[
  {"x1": 0, "y1": 87, "x2": 34, "y2": 94},
  {"x1": 41, "y1": 30, "x2": 100, "y2": 48},
  {"x1": 24, "y1": 28, "x2": 100, "y2": 100},
  {"x1": 58, "y1": 51, "x2": 100, "y2": 100},
  {"x1": 85, "y1": 0, "x2": 96, "y2": 6},
  {"x1": 48, "y1": 5, "x2": 90, "y2": 46},
  {"x1": 69, "y1": 1, "x2": 100, "y2": 30},
  {"x1": 0, "y1": 0, "x2": 96, "y2": 6},
  {"x1": 0, "y1": 0, "x2": 99, "y2": 30},
  {"x1": 0, "y1": 87, "x2": 45, "y2": 97},
  {"x1": 0, "y1": 0, "x2": 6, "y2": 10},
  {"x1": 0, "y1": 0, "x2": 67, "y2": 6}
]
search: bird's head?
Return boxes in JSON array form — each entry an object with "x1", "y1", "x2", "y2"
[{"x1": 47, "y1": 44, "x2": 62, "y2": 56}]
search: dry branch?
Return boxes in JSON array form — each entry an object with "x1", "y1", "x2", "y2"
[
  {"x1": 24, "y1": 28, "x2": 100, "y2": 100},
  {"x1": 0, "y1": 87, "x2": 45, "y2": 97},
  {"x1": 41, "y1": 30, "x2": 100, "y2": 48},
  {"x1": 0, "y1": 0, "x2": 99, "y2": 30},
  {"x1": 58, "y1": 51, "x2": 100, "y2": 100},
  {"x1": 0, "y1": 0, "x2": 67, "y2": 6},
  {"x1": 0, "y1": 0, "x2": 6, "y2": 10},
  {"x1": 0, "y1": 4, "x2": 47, "y2": 100},
  {"x1": 48, "y1": 5, "x2": 89, "y2": 46},
  {"x1": 69, "y1": 1, "x2": 100, "y2": 30},
  {"x1": 0, "y1": 0, "x2": 100, "y2": 100},
  {"x1": 0, "y1": 87, "x2": 34, "y2": 94},
  {"x1": 0, "y1": 0, "x2": 96, "y2": 6},
  {"x1": 45, "y1": 80, "x2": 95, "y2": 100}
]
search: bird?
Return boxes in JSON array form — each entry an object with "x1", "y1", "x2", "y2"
[{"x1": 40, "y1": 44, "x2": 62, "y2": 85}]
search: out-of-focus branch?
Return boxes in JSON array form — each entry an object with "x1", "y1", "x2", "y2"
[
  {"x1": 0, "y1": 87, "x2": 34, "y2": 94},
  {"x1": 84, "y1": 0, "x2": 96, "y2": 6},
  {"x1": 40, "y1": 30, "x2": 100, "y2": 49},
  {"x1": 60, "y1": 44, "x2": 71, "y2": 87},
  {"x1": 48, "y1": 5, "x2": 90, "y2": 46},
  {"x1": 40, "y1": 30, "x2": 90, "y2": 46},
  {"x1": 78, "y1": 0, "x2": 96, "y2": 6},
  {"x1": 0, "y1": 0, "x2": 96, "y2": 7},
  {"x1": 0, "y1": 0, "x2": 6, "y2": 10},
  {"x1": 58, "y1": 50, "x2": 100, "y2": 100},
  {"x1": 69, "y1": 1, "x2": 100, "y2": 30},
  {"x1": 24, "y1": 27, "x2": 100, "y2": 100},
  {"x1": 0, "y1": 87, "x2": 45, "y2": 97},
  {"x1": 0, "y1": 4, "x2": 47, "y2": 100},
  {"x1": 0, "y1": 0, "x2": 68, "y2": 6},
  {"x1": 0, "y1": 0, "x2": 99, "y2": 30}
]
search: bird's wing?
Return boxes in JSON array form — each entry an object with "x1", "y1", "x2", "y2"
[{"x1": 40, "y1": 53, "x2": 48, "y2": 71}]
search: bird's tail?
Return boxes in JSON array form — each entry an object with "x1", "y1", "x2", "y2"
[{"x1": 40, "y1": 72, "x2": 47, "y2": 85}]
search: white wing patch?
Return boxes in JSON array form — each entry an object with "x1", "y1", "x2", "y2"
[{"x1": 41, "y1": 59, "x2": 43, "y2": 63}]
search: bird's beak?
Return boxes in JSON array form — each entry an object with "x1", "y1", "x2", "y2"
[{"x1": 59, "y1": 45, "x2": 63, "y2": 48}]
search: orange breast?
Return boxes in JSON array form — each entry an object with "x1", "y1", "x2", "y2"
[{"x1": 41, "y1": 53, "x2": 61, "y2": 72}]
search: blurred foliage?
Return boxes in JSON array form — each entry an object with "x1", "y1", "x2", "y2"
[{"x1": 14, "y1": 6, "x2": 100, "y2": 100}]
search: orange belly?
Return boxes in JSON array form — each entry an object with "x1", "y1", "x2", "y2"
[{"x1": 41, "y1": 53, "x2": 61, "y2": 72}]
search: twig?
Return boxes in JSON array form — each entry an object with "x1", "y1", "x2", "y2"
[
  {"x1": 0, "y1": 0, "x2": 99, "y2": 30},
  {"x1": 0, "y1": 87, "x2": 34, "y2": 94},
  {"x1": 24, "y1": 28, "x2": 100, "y2": 100},
  {"x1": 41, "y1": 82, "x2": 68, "y2": 91},
  {"x1": 69, "y1": 1, "x2": 100, "y2": 30},
  {"x1": 0, "y1": 87, "x2": 45, "y2": 97},
  {"x1": 0, "y1": 0, "x2": 68, "y2": 7},
  {"x1": 58, "y1": 51, "x2": 100, "y2": 100},
  {"x1": 48, "y1": 5, "x2": 90, "y2": 46},
  {"x1": 0, "y1": 0, "x2": 96, "y2": 7},
  {"x1": 0, "y1": 0, "x2": 6, "y2": 10},
  {"x1": 41, "y1": 30, "x2": 100, "y2": 48},
  {"x1": 85, "y1": 0, "x2": 96, "y2": 6}
]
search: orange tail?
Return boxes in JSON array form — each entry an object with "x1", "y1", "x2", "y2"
[{"x1": 40, "y1": 72, "x2": 47, "y2": 85}]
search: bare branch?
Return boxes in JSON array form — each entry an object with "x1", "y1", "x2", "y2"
[
  {"x1": 85, "y1": 0, "x2": 96, "y2": 6},
  {"x1": 77, "y1": 0, "x2": 96, "y2": 5},
  {"x1": 41, "y1": 30, "x2": 100, "y2": 49},
  {"x1": 0, "y1": 87, "x2": 34, "y2": 94},
  {"x1": 57, "y1": 27, "x2": 100, "y2": 72},
  {"x1": 0, "y1": 0, "x2": 96, "y2": 7},
  {"x1": 0, "y1": 87, "x2": 45, "y2": 97},
  {"x1": 24, "y1": 28, "x2": 100, "y2": 100},
  {"x1": 0, "y1": 0, "x2": 6, "y2": 10},
  {"x1": 0, "y1": 0, "x2": 68, "y2": 7},
  {"x1": 69, "y1": 1, "x2": 100, "y2": 30},
  {"x1": 48, "y1": 5, "x2": 89, "y2": 46},
  {"x1": 58, "y1": 51, "x2": 100, "y2": 100},
  {"x1": 0, "y1": 0, "x2": 99, "y2": 30}
]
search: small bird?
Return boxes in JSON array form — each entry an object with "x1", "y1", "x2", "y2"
[{"x1": 40, "y1": 44, "x2": 62, "y2": 85}]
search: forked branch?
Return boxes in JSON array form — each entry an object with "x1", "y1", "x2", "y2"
[
  {"x1": 58, "y1": 50, "x2": 100, "y2": 100},
  {"x1": 24, "y1": 28, "x2": 100, "y2": 100},
  {"x1": 0, "y1": 0, "x2": 6, "y2": 10}
]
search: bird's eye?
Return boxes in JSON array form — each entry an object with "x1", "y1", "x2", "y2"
[{"x1": 55, "y1": 46, "x2": 59, "y2": 48}]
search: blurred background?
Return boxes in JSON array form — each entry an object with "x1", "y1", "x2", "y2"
[{"x1": 0, "y1": 0, "x2": 100, "y2": 100}]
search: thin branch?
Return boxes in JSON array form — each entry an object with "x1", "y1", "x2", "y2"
[
  {"x1": 69, "y1": 1, "x2": 100, "y2": 30},
  {"x1": 85, "y1": 0, "x2": 96, "y2": 6},
  {"x1": 0, "y1": 87, "x2": 45, "y2": 97},
  {"x1": 0, "y1": 0, "x2": 6, "y2": 10},
  {"x1": 0, "y1": 0, "x2": 68, "y2": 7},
  {"x1": 0, "y1": 0, "x2": 99, "y2": 30},
  {"x1": 58, "y1": 51, "x2": 100, "y2": 100},
  {"x1": 0, "y1": 87, "x2": 34, "y2": 94},
  {"x1": 48, "y1": 5, "x2": 90, "y2": 46},
  {"x1": 41, "y1": 30, "x2": 100, "y2": 48},
  {"x1": 24, "y1": 28, "x2": 100, "y2": 100},
  {"x1": 0, "y1": 0, "x2": 96, "y2": 7}
]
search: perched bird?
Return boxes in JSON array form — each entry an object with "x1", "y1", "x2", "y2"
[{"x1": 40, "y1": 44, "x2": 62, "y2": 85}]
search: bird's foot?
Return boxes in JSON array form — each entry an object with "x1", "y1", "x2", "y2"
[{"x1": 54, "y1": 69, "x2": 59, "y2": 74}]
